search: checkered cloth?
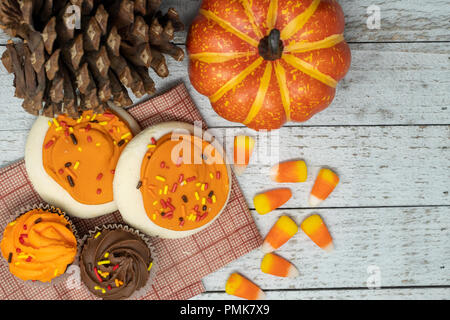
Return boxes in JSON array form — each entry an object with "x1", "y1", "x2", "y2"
[{"x1": 0, "y1": 83, "x2": 262, "y2": 300}]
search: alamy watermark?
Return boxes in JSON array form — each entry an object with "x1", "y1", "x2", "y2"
[{"x1": 366, "y1": 5, "x2": 381, "y2": 30}]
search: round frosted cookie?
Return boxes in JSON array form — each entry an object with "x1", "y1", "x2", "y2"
[
  {"x1": 25, "y1": 105, "x2": 140, "y2": 219},
  {"x1": 114, "y1": 122, "x2": 232, "y2": 238}
]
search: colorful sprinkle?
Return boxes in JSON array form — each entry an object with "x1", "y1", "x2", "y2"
[
  {"x1": 97, "y1": 260, "x2": 110, "y2": 265},
  {"x1": 44, "y1": 140, "x2": 54, "y2": 149},
  {"x1": 96, "y1": 188, "x2": 102, "y2": 195},
  {"x1": 67, "y1": 175, "x2": 75, "y2": 187},
  {"x1": 73, "y1": 161, "x2": 80, "y2": 170},
  {"x1": 96, "y1": 173, "x2": 103, "y2": 180},
  {"x1": 195, "y1": 192, "x2": 200, "y2": 201},
  {"x1": 94, "y1": 232, "x2": 101, "y2": 238},
  {"x1": 156, "y1": 175, "x2": 166, "y2": 182},
  {"x1": 147, "y1": 262, "x2": 153, "y2": 271},
  {"x1": 70, "y1": 133, "x2": 78, "y2": 145}
]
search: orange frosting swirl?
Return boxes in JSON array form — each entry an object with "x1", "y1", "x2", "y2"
[
  {"x1": 1, "y1": 208, "x2": 77, "y2": 283},
  {"x1": 42, "y1": 110, "x2": 133, "y2": 205},
  {"x1": 140, "y1": 133, "x2": 229, "y2": 231}
]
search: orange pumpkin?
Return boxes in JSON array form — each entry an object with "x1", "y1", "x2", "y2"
[{"x1": 187, "y1": 0, "x2": 351, "y2": 131}]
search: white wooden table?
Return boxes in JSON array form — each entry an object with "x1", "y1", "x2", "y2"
[{"x1": 0, "y1": 0, "x2": 449, "y2": 300}]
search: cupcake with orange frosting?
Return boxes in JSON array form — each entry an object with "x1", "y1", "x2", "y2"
[
  {"x1": 114, "y1": 122, "x2": 232, "y2": 238},
  {"x1": 25, "y1": 105, "x2": 140, "y2": 218},
  {"x1": 0, "y1": 205, "x2": 78, "y2": 283}
]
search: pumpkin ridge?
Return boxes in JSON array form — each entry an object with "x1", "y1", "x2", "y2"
[
  {"x1": 280, "y1": 0, "x2": 321, "y2": 40},
  {"x1": 210, "y1": 57, "x2": 264, "y2": 103},
  {"x1": 274, "y1": 61, "x2": 291, "y2": 121},
  {"x1": 190, "y1": 52, "x2": 257, "y2": 63},
  {"x1": 243, "y1": 61, "x2": 273, "y2": 124},
  {"x1": 266, "y1": 0, "x2": 279, "y2": 33},
  {"x1": 199, "y1": 9, "x2": 259, "y2": 47},
  {"x1": 240, "y1": 0, "x2": 264, "y2": 39},
  {"x1": 285, "y1": 34, "x2": 344, "y2": 53},
  {"x1": 282, "y1": 53, "x2": 337, "y2": 88}
]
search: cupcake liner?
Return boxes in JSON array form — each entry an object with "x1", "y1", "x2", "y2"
[
  {"x1": 78, "y1": 223, "x2": 158, "y2": 300},
  {"x1": 0, "y1": 203, "x2": 81, "y2": 288}
]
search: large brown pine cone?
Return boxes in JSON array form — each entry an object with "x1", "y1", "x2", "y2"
[{"x1": 0, "y1": 0, "x2": 184, "y2": 118}]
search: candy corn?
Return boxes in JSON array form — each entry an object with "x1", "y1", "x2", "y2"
[
  {"x1": 225, "y1": 273, "x2": 265, "y2": 300},
  {"x1": 301, "y1": 214, "x2": 334, "y2": 252},
  {"x1": 253, "y1": 188, "x2": 292, "y2": 215},
  {"x1": 261, "y1": 253, "x2": 299, "y2": 278},
  {"x1": 309, "y1": 168, "x2": 339, "y2": 206},
  {"x1": 233, "y1": 135, "x2": 255, "y2": 176},
  {"x1": 270, "y1": 160, "x2": 307, "y2": 183},
  {"x1": 261, "y1": 216, "x2": 298, "y2": 253}
]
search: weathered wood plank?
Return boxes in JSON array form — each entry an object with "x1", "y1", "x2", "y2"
[
  {"x1": 1, "y1": 0, "x2": 449, "y2": 44},
  {"x1": 199, "y1": 206, "x2": 449, "y2": 291},
  {"x1": 1, "y1": 124, "x2": 449, "y2": 207},
  {"x1": 192, "y1": 287, "x2": 450, "y2": 300},
  {"x1": 0, "y1": 43, "x2": 448, "y2": 132}
]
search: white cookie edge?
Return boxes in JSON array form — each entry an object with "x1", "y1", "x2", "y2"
[
  {"x1": 113, "y1": 122, "x2": 232, "y2": 239},
  {"x1": 24, "y1": 104, "x2": 141, "y2": 219}
]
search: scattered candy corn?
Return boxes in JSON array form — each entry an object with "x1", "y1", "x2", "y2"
[
  {"x1": 253, "y1": 188, "x2": 292, "y2": 215},
  {"x1": 270, "y1": 160, "x2": 307, "y2": 183},
  {"x1": 225, "y1": 273, "x2": 265, "y2": 300},
  {"x1": 309, "y1": 168, "x2": 339, "y2": 206},
  {"x1": 260, "y1": 253, "x2": 299, "y2": 278},
  {"x1": 233, "y1": 135, "x2": 255, "y2": 176},
  {"x1": 301, "y1": 214, "x2": 334, "y2": 252},
  {"x1": 261, "y1": 216, "x2": 298, "y2": 253}
]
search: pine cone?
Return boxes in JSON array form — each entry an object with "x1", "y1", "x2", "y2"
[{"x1": 0, "y1": 0, "x2": 184, "y2": 117}]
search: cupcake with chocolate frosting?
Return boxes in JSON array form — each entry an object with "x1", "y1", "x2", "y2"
[{"x1": 80, "y1": 225, "x2": 155, "y2": 300}]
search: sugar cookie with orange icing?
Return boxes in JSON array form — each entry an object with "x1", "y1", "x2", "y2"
[
  {"x1": 25, "y1": 104, "x2": 140, "y2": 218},
  {"x1": 0, "y1": 207, "x2": 77, "y2": 283},
  {"x1": 114, "y1": 122, "x2": 232, "y2": 238}
]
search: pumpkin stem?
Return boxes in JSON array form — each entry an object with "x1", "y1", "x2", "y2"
[{"x1": 258, "y1": 29, "x2": 283, "y2": 61}]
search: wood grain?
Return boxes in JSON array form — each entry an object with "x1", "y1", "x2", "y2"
[
  {"x1": 1, "y1": 125, "x2": 449, "y2": 206},
  {"x1": 0, "y1": 43, "x2": 448, "y2": 134},
  {"x1": 193, "y1": 287, "x2": 450, "y2": 300},
  {"x1": 199, "y1": 207, "x2": 449, "y2": 291}
]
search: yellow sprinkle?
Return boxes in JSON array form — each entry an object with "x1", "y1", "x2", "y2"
[
  {"x1": 15, "y1": 262, "x2": 20, "y2": 266},
  {"x1": 121, "y1": 132, "x2": 131, "y2": 140},
  {"x1": 55, "y1": 127, "x2": 63, "y2": 132},
  {"x1": 86, "y1": 115, "x2": 91, "y2": 120},
  {"x1": 212, "y1": 195, "x2": 217, "y2": 203},
  {"x1": 152, "y1": 200, "x2": 158, "y2": 206},
  {"x1": 159, "y1": 189, "x2": 162, "y2": 195},
  {"x1": 125, "y1": 139, "x2": 129, "y2": 143},
  {"x1": 78, "y1": 147, "x2": 82, "y2": 152},
  {"x1": 164, "y1": 185, "x2": 168, "y2": 195},
  {"x1": 52, "y1": 118, "x2": 60, "y2": 127},
  {"x1": 96, "y1": 142, "x2": 101, "y2": 147},
  {"x1": 54, "y1": 269, "x2": 58, "y2": 276},
  {"x1": 202, "y1": 197, "x2": 206, "y2": 205},
  {"x1": 8, "y1": 221, "x2": 16, "y2": 226},
  {"x1": 209, "y1": 173, "x2": 214, "y2": 179},
  {"x1": 201, "y1": 184, "x2": 206, "y2": 191},
  {"x1": 91, "y1": 114, "x2": 97, "y2": 121},
  {"x1": 113, "y1": 140, "x2": 117, "y2": 145},
  {"x1": 156, "y1": 175, "x2": 166, "y2": 182},
  {"x1": 69, "y1": 127, "x2": 74, "y2": 133},
  {"x1": 48, "y1": 120, "x2": 52, "y2": 127},
  {"x1": 115, "y1": 279, "x2": 120, "y2": 287},
  {"x1": 97, "y1": 260, "x2": 110, "y2": 265},
  {"x1": 104, "y1": 252, "x2": 109, "y2": 258},
  {"x1": 94, "y1": 232, "x2": 101, "y2": 238},
  {"x1": 99, "y1": 121, "x2": 108, "y2": 126},
  {"x1": 77, "y1": 116, "x2": 82, "y2": 123},
  {"x1": 147, "y1": 262, "x2": 153, "y2": 271},
  {"x1": 196, "y1": 182, "x2": 201, "y2": 187},
  {"x1": 74, "y1": 161, "x2": 80, "y2": 170},
  {"x1": 195, "y1": 192, "x2": 200, "y2": 201},
  {"x1": 152, "y1": 214, "x2": 157, "y2": 220},
  {"x1": 147, "y1": 144, "x2": 156, "y2": 149}
]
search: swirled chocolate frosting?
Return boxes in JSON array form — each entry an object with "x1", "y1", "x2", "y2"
[{"x1": 80, "y1": 229, "x2": 153, "y2": 300}]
